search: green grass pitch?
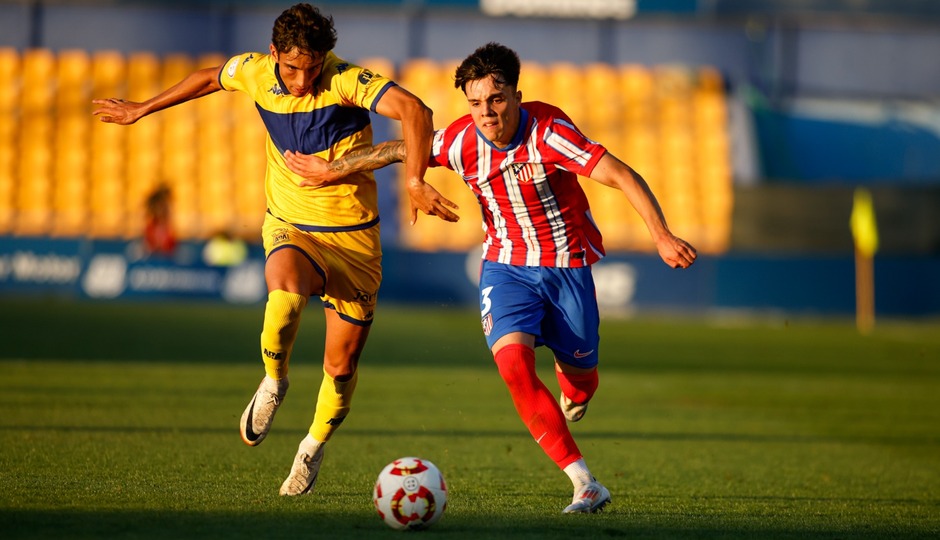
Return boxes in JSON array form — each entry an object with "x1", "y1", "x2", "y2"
[{"x1": 0, "y1": 297, "x2": 938, "y2": 539}]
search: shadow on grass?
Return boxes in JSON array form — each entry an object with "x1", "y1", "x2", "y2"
[{"x1": 1, "y1": 509, "x2": 932, "y2": 540}]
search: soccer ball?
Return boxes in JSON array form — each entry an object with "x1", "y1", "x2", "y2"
[{"x1": 372, "y1": 457, "x2": 448, "y2": 530}]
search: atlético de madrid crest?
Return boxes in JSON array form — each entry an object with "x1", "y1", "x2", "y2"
[{"x1": 509, "y1": 163, "x2": 536, "y2": 183}]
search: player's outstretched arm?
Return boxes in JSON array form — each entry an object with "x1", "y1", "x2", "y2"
[
  {"x1": 589, "y1": 152, "x2": 697, "y2": 269},
  {"x1": 373, "y1": 86, "x2": 459, "y2": 223},
  {"x1": 289, "y1": 140, "x2": 458, "y2": 220},
  {"x1": 289, "y1": 140, "x2": 407, "y2": 188},
  {"x1": 92, "y1": 66, "x2": 223, "y2": 125}
]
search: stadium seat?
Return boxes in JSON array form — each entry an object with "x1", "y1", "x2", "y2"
[
  {"x1": 583, "y1": 63, "x2": 621, "y2": 137},
  {"x1": 127, "y1": 51, "x2": 161, "y2": 102},
  {"x1": 518, "y1": 61, "x2": 551, "y2": 105},
  {"x1": 620, "y1": 64, "x2": 653, "y2": 124},
  {"x1": 91, "y1": 50, "x2": 125, "y2": 99},
  {"x1": 400, "y1": 59, "x2": 453, "y2": 129},
  {"x1": 0, "y1": 48, "x2": 18, "y2": 110},
  {"x1": 51, "y1": 117, "x2": 90, "y2": 237},
  {"x1": 437, "y1": 59, "x2": 469, "y2": 122},
  {"x1": 88, "y1": 141, "x2": 126, "y2": 239},
  {"x1": 0, "y1": 49, "x2": 15, "y2": 233},
  {"x1": 546, "y1": 62, "x2": 586, "y2": 126},
  {"x1": 357, "y1": 56, "x2": 396, "y2": 81},
  {"x1": 0, "y1": 142, "x2": 14, "y2": 234},
  {"x1": 56, "y1": 50, "x2": 91, "y2": 113}
]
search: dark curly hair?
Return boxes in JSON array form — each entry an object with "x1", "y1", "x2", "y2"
[
  {"x1": 271, "y1": 3, "x2": 337, "y2": 56},
  {"x1": 453, "y1": 42, "x2": 521, "y2": 93}
]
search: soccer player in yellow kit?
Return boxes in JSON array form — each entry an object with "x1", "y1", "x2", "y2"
[{"x1": 93, "y1": 3, "x2": 457, "y2": 496}]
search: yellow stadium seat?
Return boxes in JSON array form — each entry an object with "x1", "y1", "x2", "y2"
[
  {"x1": 91, "y1": 50, "x2": 125, "y2": 98},
  {"x1": 518, "y1": 61, "x2": 550, "y2": 104},
  {"x1": 546, "y1": 62, "x2": 585, "y2": 125},
  {"x1": 583, "y1": 63, "x2": 621, "y2": 136},
  {"x1": 127, "y1": 51, "x2": 161, "y2": 102},
  {"x1": 697, "y1": 66, "x2": 725, "y2": 95},
  {"x1": 0, "y1": 48, "x2": 19, "y2": 109},
  {"x1": 437, "y1": 59, "x2": 468, "y2": 122},
  {"x1": 400, "y1": 59, "x2": 452, "y2": 129},
  {"x1": 21, "y1": 49, "x2": 56, "y2": 113},
  {"x1": 197, "y1": 53, "x2": 226, "y2": 70},
  {"x1": 654, "y1": 64, "x2": 693, "y2": 98},
  {"x1": 357, "y1": 56, "x2": 396, "y2": 80},
  {"x1": 0, "y1": 144, "x2": 14, "y2": 234},
  {"x1": 56, "y1": 49, "x2": 91, "y2": 113}
]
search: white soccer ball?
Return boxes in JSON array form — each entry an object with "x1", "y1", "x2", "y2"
[{"x1": 372, "y1": 457, "x2": 448, "y2": 530}]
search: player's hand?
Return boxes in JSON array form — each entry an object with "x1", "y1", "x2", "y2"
[
  {"x1": 91, "y1": 98, "x2": 144, "y2": 125},
  {"x1": 655, "y1": 233, "x2": 697, "y2": 269},
  {"x1": 285, "y1": 150, "x2": 339, "y2": 187},
  {"x1": 405, "y1": 178, "x2": 459, "y2": 224}
]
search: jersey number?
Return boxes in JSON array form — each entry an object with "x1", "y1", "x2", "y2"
[{"x1": 480, "y1": 286, "x2": 494, "y2": 317}]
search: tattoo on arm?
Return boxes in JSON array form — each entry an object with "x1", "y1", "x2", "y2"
[{"x1": 329, "y1": 140, "x2": 406, "y2": 175}]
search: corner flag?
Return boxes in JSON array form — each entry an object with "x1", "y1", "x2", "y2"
[
  {"x1": 850, "y1": 187, "x2": 877, "y2": 334},
  {"x1": 850, "y1": 188, "x2": 878, "y2": 257}
]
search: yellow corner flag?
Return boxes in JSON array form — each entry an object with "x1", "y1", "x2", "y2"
[
  {"x1": 850, "y1": 187, "x2": 877, "y2": 334},
  {"x1": 850, "y1": 187, "x2": 879, "y2": 257}
]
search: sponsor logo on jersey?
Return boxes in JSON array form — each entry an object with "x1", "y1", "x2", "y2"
[
  {"x1": 226, "y1": 57, "x2": 239, "y2": 78},
  {"x1": 271, "y1": 228, "x2": 290, "y2": 246},
  {"x1": 353, "y1": 288, "x2": 377, "y2": 305},
  {"x1": 358, "y1": 69, "x2": 375, "y2": 85}
]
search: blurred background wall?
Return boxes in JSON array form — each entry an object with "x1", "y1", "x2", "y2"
[{"x1": 0, "y1": 0, "x2": 937, "y2": 316}]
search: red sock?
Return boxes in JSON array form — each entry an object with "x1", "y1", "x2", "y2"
[
  {"x1": 556, "y1": 367, "x2": 598, "y2": 405},
  {"x1": 494, "y1": 344, "x2": 581, "y2": 470}
]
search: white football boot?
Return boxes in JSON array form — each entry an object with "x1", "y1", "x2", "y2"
[
  {"x1": 559, "y1": 392, "x2": 589, "y2": 423},
  {"x1": 279, "y1": 434, "x2": 325, "y2": 496},
  {"x1": 240, "y1": 376, "x2": 289, "y2": 446},
  {"x1": 563, "y1": 479, "x2": 611, "y2": 514}
]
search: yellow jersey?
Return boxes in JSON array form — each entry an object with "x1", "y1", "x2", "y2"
[{"x1": 219, "y1": 51, "x2": 395, "y2": 230}]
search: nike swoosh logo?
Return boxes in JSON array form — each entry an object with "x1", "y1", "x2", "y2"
[
  {"x1": 573, "y1": 349, "x2": 594, "y2": 359},
  {"x1": 244, "y1": 394, "x2": 260, "y2": 441},
  {"x1": 535, "y1": 432, "x2": 547, "y2": 444}
]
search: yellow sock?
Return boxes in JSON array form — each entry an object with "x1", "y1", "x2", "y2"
[
  {"x1": 309, "y1": 368, "x2": 358, "y2": 442},
  {"x1": 259, "y1": 290, "x2": 307, "y2": 380}
]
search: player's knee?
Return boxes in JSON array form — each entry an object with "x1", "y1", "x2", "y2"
[
  {"x1": 494, "y1": 343, "x2": 537, "y2": 391},
  {"x1": 262, "y1": 290, "x2": 307, "y2": 347}
]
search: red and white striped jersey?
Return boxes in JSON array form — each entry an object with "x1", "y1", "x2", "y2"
[{"x1": 430, "y1": 101, "x2": 608, "y2": 268}]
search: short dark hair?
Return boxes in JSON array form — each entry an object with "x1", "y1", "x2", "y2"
[
  {"x1": 453, "y1": 42, "x2": 521, "y2": 93},
  {"x1": 271, "y1": 3, "x2": 337, "y2": 56}
]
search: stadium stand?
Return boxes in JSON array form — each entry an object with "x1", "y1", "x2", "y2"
[{"x1": 0, "y1": 49, "x2": 733, "y2": 253}]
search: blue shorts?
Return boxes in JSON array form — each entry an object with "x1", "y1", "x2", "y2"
[{"x1": 478, "y1": 260, "x2": 600, "y2": 369}]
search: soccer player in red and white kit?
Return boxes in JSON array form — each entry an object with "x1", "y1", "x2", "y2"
[{"x1": 285, "y1": 42, "x2": 697, "y2": 513}]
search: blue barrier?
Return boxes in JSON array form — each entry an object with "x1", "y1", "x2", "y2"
[{"x1": 2, "y1": 236, "x2": 938, "y2": 316}]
